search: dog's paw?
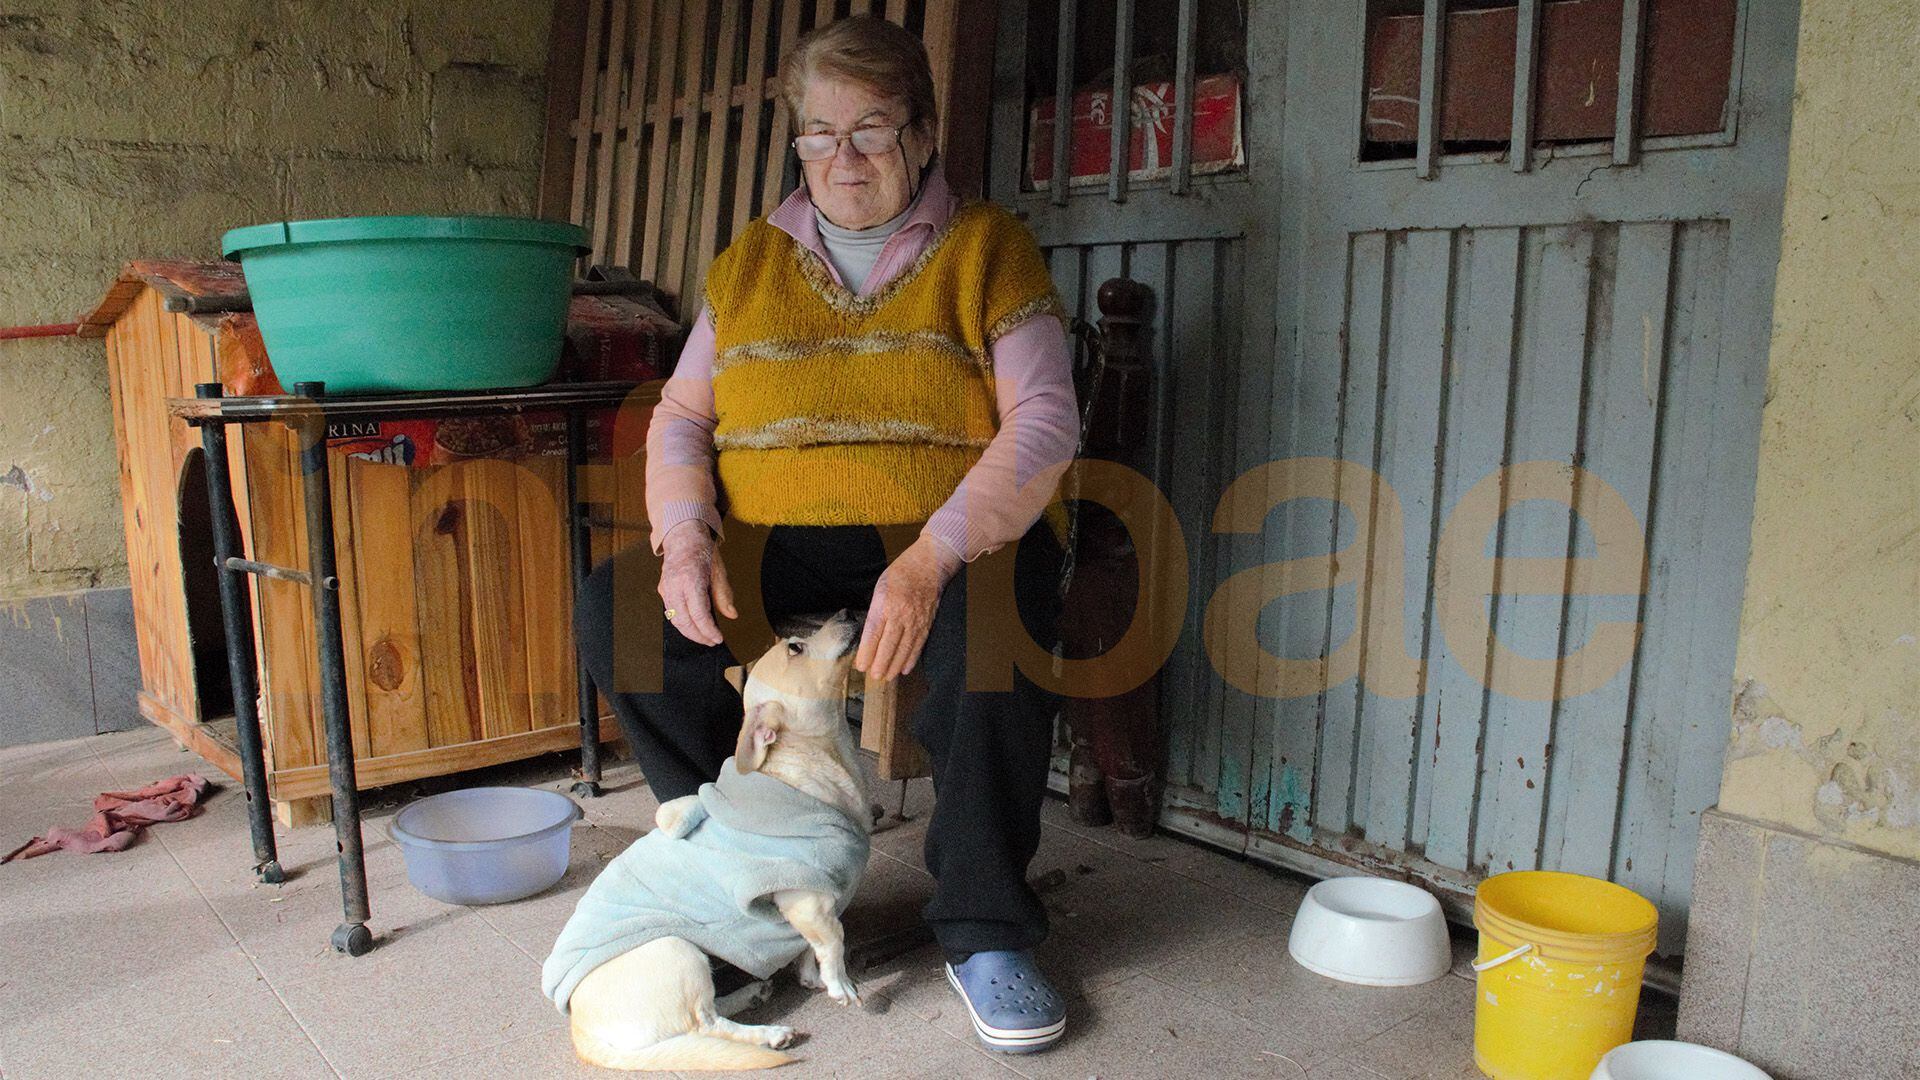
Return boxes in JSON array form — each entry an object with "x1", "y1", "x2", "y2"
[
  {"x1": 793, "y1": 952, "x2": 824, "y2": 990},
  {"x1": 825, "y1": 973, "x2": 863, "y2": 1008},
  {"x1": 765, "y1": 1024, "x2": 797, "y2": 1049},
  {"x1": 654, "y1": 795, "x2": 699, "y2": 835}
]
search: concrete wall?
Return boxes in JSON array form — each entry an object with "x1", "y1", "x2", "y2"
[
  {"x1": 1680, "y1": 5, "x2": 1920, "y2": 1076},
  {"x1": 1714, "y1": 1, "x2": 1920, "y2": 863},
  {"x1": 0, "y1": 1, "x2": 556, "y2": 601}
]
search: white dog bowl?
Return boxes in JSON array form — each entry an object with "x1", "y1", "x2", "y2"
[
  {"x1": 1286, "y1": 877, "x2": 1451, "y2": 986},
  {"x1": 1591, "y1": 1041, "x2": 1771, "y2": 1080}
]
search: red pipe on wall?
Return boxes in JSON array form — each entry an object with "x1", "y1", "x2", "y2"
[{"x1": 0, "y1": 322, "x2": 82, "y2": 340}]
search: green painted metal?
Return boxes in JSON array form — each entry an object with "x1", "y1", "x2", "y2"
[{"x1": 221, "y1": 215, "x2": 590, "y2": 393}]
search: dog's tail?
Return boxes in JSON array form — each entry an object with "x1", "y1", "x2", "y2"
[{"x1": 575, "y1": 1031, "x2": 794, "y2": 1071}]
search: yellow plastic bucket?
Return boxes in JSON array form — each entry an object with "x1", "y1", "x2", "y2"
[{"x1": 1471, "y1": 871, "x2": 1658, "y2": 1080}]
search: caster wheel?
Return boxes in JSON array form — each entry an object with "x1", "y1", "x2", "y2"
[
  {"x1": 332, "y1": 923, "x2": 374, "y2": 957},
  {"x1": 571, "y1": 780, "x2": 603, "y2": 798},
  {"x1": 256, "y1": 860, "x2": 286, "y2": 885}
]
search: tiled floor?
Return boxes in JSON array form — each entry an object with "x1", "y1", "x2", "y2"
[{"x1": 0, "y1": 728, "x2": 1674, "y2": 1078}]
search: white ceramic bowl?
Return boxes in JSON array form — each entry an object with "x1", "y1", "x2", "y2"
[
  {"x1": 1591, "y1": 1041, "x2": 1771, "y2": 1080},
  {"x1": 1286, "y1": 877, "x2": 1451, "y2": 986}
]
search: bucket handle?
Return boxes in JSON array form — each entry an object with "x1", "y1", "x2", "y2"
[{"x1": 1471, "y1": 942, "x2": 1533, "y2": 972}]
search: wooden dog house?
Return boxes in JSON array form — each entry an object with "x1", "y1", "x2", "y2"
[{"x1": 85, "y1": 262, "x2": 667, "y2": 823}]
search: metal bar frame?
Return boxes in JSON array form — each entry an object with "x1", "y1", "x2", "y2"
[
  {"x1": 195, "y1": 383, "x2": 283, "y2": 886},
  {"x1": 183, "y1": 382, "x2": 631, "y2": 957},
  {"x1": 1613, "y1": 0, "x2": 1649, "y2": 165},
  {"x1": 1169, "y1": 0, "x2": 1198, "y2": 195},
  {"x1": 566, "y1": 411, "x2": 603, "y2": 797},
  {"x1": 289, "y1": 381, "x2": 375, "y2": 957},
  {"x1": 1510, "y1": 0, "x2": 1541, "y2": 173},
  {"x1": 1414, "y1": 0, "x2": 1445, "y2": 180},
  {"x1": 1107, "y1": 0, "x2": 1134, "y2": 203},
  {"x1": 1050, "y1": 0, "x2": 1076, "y2": 206}
]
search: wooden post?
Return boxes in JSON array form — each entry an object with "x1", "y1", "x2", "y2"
[
  {"x1": 923, "y1": 0, "x2": 1001, "y2": 199},
  {"x1": 538, "y1": 0, "x2": 594, "y2": 223},
  {"x1": 1059, "y1": 277, "x2": 1161, "y2": 837}
]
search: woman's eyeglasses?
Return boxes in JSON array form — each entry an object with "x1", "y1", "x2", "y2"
[{"x1": 792, "y1": 124, "x2": 907, "y2": 162}]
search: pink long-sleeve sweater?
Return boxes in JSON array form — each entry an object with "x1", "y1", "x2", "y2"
[{"x1": 644, "y1": 168, "x2": 1080, "y2": 569}]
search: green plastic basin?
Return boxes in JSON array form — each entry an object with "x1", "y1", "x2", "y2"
[{"x1": 221, "y1": 215, "x2": 591, "y2": 393}]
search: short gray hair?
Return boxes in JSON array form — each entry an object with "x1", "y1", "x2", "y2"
[{"x1": 777, "y1": 15, "x2": 938, "y2": 139}]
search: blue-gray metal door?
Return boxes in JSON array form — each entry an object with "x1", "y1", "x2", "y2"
[{"x1": 998, "y1": 0, "x2": 1796, "y2": 953}]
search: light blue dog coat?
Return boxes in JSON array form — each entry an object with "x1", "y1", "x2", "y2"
[{"x1": 541, "y1": 757, "x2": 870, "y2": 1013}]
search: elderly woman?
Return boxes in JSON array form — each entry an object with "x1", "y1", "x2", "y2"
[{"x1": 574, "y1": 15, "x2": 1079, "y2": 1054}]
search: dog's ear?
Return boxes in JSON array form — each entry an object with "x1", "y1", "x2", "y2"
[
  {"x1": 734, "y1": 700, "x2": 786, "y2": 773},
  {"x1": 723, "y1": 665, "x2": 746, "y2": 694}
]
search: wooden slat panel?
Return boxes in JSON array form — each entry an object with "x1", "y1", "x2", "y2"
[
  {"x1": 329, "y1": 445, "x2": 372, "y2": 759},
  {"x1": 464, "y1": 460, "x2": 533, "y2": 739},
  {"x1": 540, "y1": 0, "x2": 594, "y2": 221},
  {"x1": 612, "y1": 0, "x2": 660, "y2": 267},
  {"x1": 1356, "y1": 228, "x2": 1452, "y2": 850},
  {"x1": 348, "y1": 457, "x2": 431, "y2": 758},
  {"x1": 1540, "y1": 221, "x2": 1672, "y2": 877},
  {"x1": 1421, "y1": 227, "x2": 1522, "y2": 869},
  {"x1": 1311, "y1": 232, "x2": 1390, "y2": 835},
  {"x1": 146, "y1": 297, "x2": 194, "y2": 716},
  {"x1": 729, "y1": 0, "x2": 779, "y2": 241},
  {"x1": 1474, "y1": 224, "x2": 1594, "y2": 874},
  {"x1": 413, "y1": 466, "x2": 479, "y2": 748},
  {"x1": 123, "y1": 295, "x2": 167, "y2": 713},
  {"x1": 269, "y1": 723, "x2": 621, "y2": 802},
  {"x1": 760, "y1": 0, "x2": 808, "y2": 215},
  {"x1": 111, "y1": 296, "x2": 168, "y2": 718},
  {"x1": 590, "y1": 0, "x2": 633, "y2": 260},
  {"x1": 692, "y1": 0, "x2": 744, "y2": 298},
  {"x1": 640, "y1": 0, "x2": 688, "y2": 280},
  {"x1": 103, "y1": 319, "x2": 150, "y2": 709},
  {"x1": 662, "y1": 0, "x2": 715, "y2": 300},
  {"x1": 570, "y1": 0, "x2": 612, "y2": 226},
  {"x1": 247, "y1": 422, "x2": 318, "y2": 771},
  {"x1": 517, "y1": 454, "x2": 578, "y2": 728},
  {"x1": 283, "y1": 426, "x2": 327, "y2": 772}
]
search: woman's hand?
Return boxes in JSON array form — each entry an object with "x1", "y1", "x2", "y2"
[
  {"x1": 856, "y1": 536, "x2": 961, "y2": 682},
  {"x1": 658, "y1": 523, "x2": 736, "y2": 647}
]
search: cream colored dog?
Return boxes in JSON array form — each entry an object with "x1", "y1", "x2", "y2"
[{"x1": 566, "y1": 612, "x2": 872, "y2": 1071}]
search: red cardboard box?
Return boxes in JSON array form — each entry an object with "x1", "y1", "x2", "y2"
[
  {"x1": 1027, "y1": 72, "x2": 1244, "y2": 188},
  {"x1": 1364, "y1": 0, "x2": 1736, "y2": 147}
]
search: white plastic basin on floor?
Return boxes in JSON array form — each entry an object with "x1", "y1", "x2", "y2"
[
  {"x1": 1286, "y1": 876, "x2": 1451, "y2": 987},
  {"x1": 388, "y1": 787, "x2": 580, "y2": 905},
  {"x1": 1591, "y1": 1041, "x2": 1772, "y2": 1080}
]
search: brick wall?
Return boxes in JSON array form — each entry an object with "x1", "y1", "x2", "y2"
[{"x1": 0, "y1": 1, "x2": 556, "y2": 599}]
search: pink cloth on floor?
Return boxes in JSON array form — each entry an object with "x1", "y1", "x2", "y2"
[{"x1": 3, "y1": 773, "x2": 211, "y2": 862}]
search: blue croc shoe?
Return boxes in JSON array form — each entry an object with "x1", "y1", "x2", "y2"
[{"x1": 944, "y1": 950, "x2": 1066, "y2": 1053}]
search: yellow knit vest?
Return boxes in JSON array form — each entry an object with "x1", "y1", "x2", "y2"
[{"x1": 703, "y1": 201, "x2": 1071, "y2": 545}]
